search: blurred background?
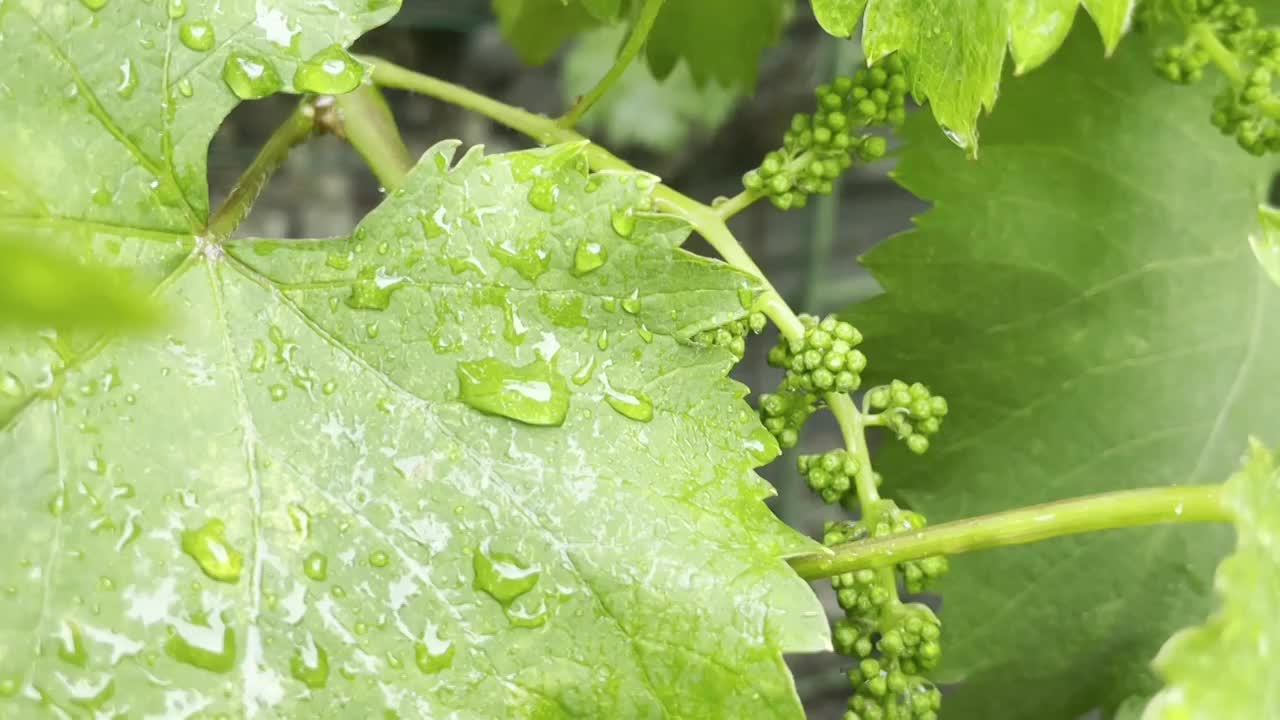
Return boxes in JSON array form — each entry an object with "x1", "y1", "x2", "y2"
[{"x1": 209, "y1": 3, "x2": 926, "y2": 716}]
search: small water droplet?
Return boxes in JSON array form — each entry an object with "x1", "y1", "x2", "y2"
[
  {"x1": 506, "y1": 597, "x2": 550, "y2": 628},
  {"x1": 269, "y1": 384, "x2": 287, "y2": 402},
  {"x1": 346, "y1": 265, "x2": 406, "y2": 311},
  {"x1": 369, "y1": 550, "x2": 390, "y2": 568},
  {"x1": 527, "y1": 179, "x2": 558, "y2": 212},
  {"x1": 596, "y1": 329, "x2": 609, "y2": 351},
  {"x1": 116, "y1": 58, "x2": 137, "y2": 98},
  {"x1": 180, "y1": 520, "x2": 244, "y2": 583},
  {"x1": 473, "y1": 543, "x2": 539, "y2": 606},
  {"x1": 604, "y1": 386, "x2": 653, "y2": 423},
  {"x1": 179, "y1": 20, "x2": 215, "y2": 52},
  {"x1": 456, "y1": 358, "x2": 569, "y2": 427},
  {"x1": 321, "y1": 381, "x2": 337, "y2": 395},
  {"x1": 303, "y1": 552, "x2": 328, "y2": 581},
  {"x1": 293, "y1": 44, "x2": 364, "y2": 94},
  {"x1": 79, "y1": 0, "x2": 107, "y2": 10},
  {"x1": 414, "y1": 625, "x2": 455, "y2": 673},
  {"x1": 572, "y1": 240, "x2": 606, "y2": 276},
  {"x1": 0, "y1": 371, "x2": 25, "y2": 397},
  {"x1": 637, "y1": 324, "x2": 653, "y2": 343},
  {"x1": 610, "y1": 207, "x2": 636, "y2": 238},
  {"x1": 167, "y1": 0, "x2": 188, "y2": 18},
  {"x1": 222, "y1": 51, "x2": 283, "y2": 100},
  {"x1": 571, "y1": 355, "x2": 594, "y2": 386},
  {"x1": 177, "y1": 77, "x2": 194, "y2": 97},
  {"x1": 290, "y1": 640, "x2": 330, "y2": 689},
  {"x1": 621, "y1": 291, "x2": 641, "y2": 315},
  {"x1": 288, "y1": 504, "x2": 311, "y2": 539},
  {"x1": 164, "y1": 613, "x2": 237, "y2": 673}
]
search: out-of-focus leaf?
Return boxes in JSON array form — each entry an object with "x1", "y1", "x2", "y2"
[{"x1": 0, "y1": 241, "x2": 158, "y2": 331}]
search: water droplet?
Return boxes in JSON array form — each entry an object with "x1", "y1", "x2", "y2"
[
  {"x1": 572, "y1": 241, "x2": 606, "y2": 276},
  {"x1": 165, "y1": 613, "x2": 237, "y2": 673},
  {"x1": 605, "y1": 386, "x2": 653, "y2": 423},
  {"x1": 414, "y1": 625, "x2": 455, "y2": 673},
  {"x1": 610, "y1": 207, "x2": 636, "y2": 238},
  {"x1": 303, "y1": 552, "x2": 328, "y2": 581},
  {"x1": 269, "y1": 384, "x2": 287, "y2": 402},
  {"x1": 293, "y1": 44, "x2": 364, "y2": 94},
  {"x1": 116, "y1": 58, "x2": 137, "y2": 98},
  {"x1": 621, "y1": 291, "x2": 641, "y2": 315},
  {"x1": 369, "y1": 550, "x2": 390, "y2": 568},
  {"x1": 596, "y1": 329, "x2": 609, "y2": 351},
  {"x1": 179, "y1": 20, "x2": 215, "y2": 52},
  {"x1": 0, "y1": 371, "x2": 24, "y2": 397},
  {"x1": 473, "y1": 544, "x2": 539, "y2": 606},
  {"x1": 939, "y1": 124, "x2": 975, "y2": 152},
  {"x1": 288, "y1": 504, "x2": 311, "y2": 539},
  {"x1": 167, "y1": 0, "x2": 187, "y2": 18},
  {"x1": 322, "y1": 381, "x2": 337, "y2": 395},
  {"x1": 571, "y1": 355, "x2": 595, "y2": 386},
  {"x1": 79, "y1": 0, "x2": 107, "y2": 10},
  {"x1": 366, "y1": 322, "x2": 380, "y2": 339},
  {"x1": 346, "y1": 265, "x2": 406, "y2": 311},
  {"x1": 222, "y1": 51, "x2": 283, "y2": 100},
  {"x1": 737, "y1": 287, "x2": 755, "y2": 309},
  {"x1": 289, "y1": 640, "x2": 330, "y2": 689},
  {"x1": 506, "y1": 598, "x2": 550, "y2": 628},
  {"x1": 0, "y1": 676, "x2": 18, "y2": 698},
  {"x1": 637, "y1": 324, "x2": 653, "y2": 343},
  {"x1": 57, "y1": 621, "x2": 88, "y2": 667},
  {"x1": 489, "y1": 233, "x2": 550, "y2": 281},
  {"x1": 456, "y1": 358, "x2": 569, "y2": 427},
  {"x1": 180, "y1": 520, "x2": 244, "y2": 583},
  {"x1": 177, "y1": 77, "x2": 194, "y2": 97},
  {"x1": 527, "y1": 180, "x2": 558, "y2": 212}
]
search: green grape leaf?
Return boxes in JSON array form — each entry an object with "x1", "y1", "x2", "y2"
[
  {"x1": 644, "y1": 0, "x2": 788, "y2": 90},
  {"x1": 0, "y1": 241, "x2": 158, "y2": 331},
  {"x1": 844, "y1": 27, "x2": 1280, "y2": 719},
  {"x1": 1, "y1": 136, "x2": 829, "y2": 713},
  {"x1": 1252, "y1": 205, "x2": 1280, "y2": 287},
  {"x1": 492, "y1": 0, "x2": 608, "y2": 65},
  {"x1": 563, "y1": 26, "x2": 738, "y2": 153},
  {"x1": 811, "y1": 0, "x2": 1135, "y2": 151},
  {"x1": 495, "y1": 0, "x2": 786, "y2": 90},
  {"x1": 1143, "y1": 441, "x2": 1280, "y2": 720}
]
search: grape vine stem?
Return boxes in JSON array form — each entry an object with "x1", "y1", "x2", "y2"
[
  {"x1": 558, "y1": 0, "x2": 666, "y2": 129},
  {"x1": 788, "y1": 484, "x2": 1229, "y2": 580},
  {"x1": 333, "y1": 84, "x2": 414, "y2": 190}
]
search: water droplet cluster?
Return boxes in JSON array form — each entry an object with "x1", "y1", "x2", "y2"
[{"x1": 742, "y1": 54, "x2": 908, "y2": 209}]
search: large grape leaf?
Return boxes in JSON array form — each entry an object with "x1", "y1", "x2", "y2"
[
  {"x1": 843, "y1": 27, "x2": 1280, "y2": 719},
  {"x1": 494, "y1": 0, "x2": 787, "y2": 90},
  {"x1": 1143, "y1": 441, "x2": 1280, "y2": 720},
  {"x1": 811, "y1": 0, "x2": 1135, "y2": 152}
]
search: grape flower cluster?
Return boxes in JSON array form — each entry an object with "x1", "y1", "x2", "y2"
[
  {"x1": 1151, "y1": 0, "x2": 1280, "y2": 154},
  {"x1": 866, "y1": 380, "x2": 949, "y2": 455},
  {"x1": 767, "y1": 313, "x2": 868, "y2": 393},
  {"x1": 741, "y1": 54, "x2": 908, "y2": 209},
  {"x1": 692, "y1": 311, "x2": 767, "y2": 359}
]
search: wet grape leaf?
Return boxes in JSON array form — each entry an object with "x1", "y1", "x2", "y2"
[
  {"x1": 845, "y1": 27, "x2": 1280, "y2": 719},
  {"x1": 1144, "y1": 441, "x2": 1280, "y2": 720},
  {"x1": 811, "y1": 0, "x2": 1135, "y2": 151},
  {"x1": 1, "y1": 136, "x2": 829, "y2": 714}
]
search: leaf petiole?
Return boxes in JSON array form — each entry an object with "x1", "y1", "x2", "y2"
[{"x1": 558, "y1": 0, "x2": 666, "y2": 129}]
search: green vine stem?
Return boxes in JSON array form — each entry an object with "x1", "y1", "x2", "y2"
[
  {"x1": 333, "y1": 84, "x2": 414, "y2": 191},
  {"x1": 788, "y1": 484, "x2": 1229, "y2": 580},
  {"x1": 558, "y1": 0, "x2": 666, "y2": 129},
  {"x1": 206, "y1": 98, "x2": 318, "y2": 241}
]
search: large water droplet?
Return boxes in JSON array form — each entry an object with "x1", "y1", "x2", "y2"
[
  {"x1": 414, "y1": 624, "x2": 455, "y2": 674},
  {"x1": 222, "y1": 51, "x2": 283, "y2": 100},
  {"x1": 289, "y1": 638, "x2": 330, "y2": 689},
  {"x1": 346, "y1": 265, "x2": 406, "y2": 311},
  {"x1": 293, "y1": 45, "x2": 364, "y2": 94},
  {"x1": 610, "y1": 207, "x2": 636, "y2": 238},
  {"x1": 179, "y1": 20, "x2": 215, "y2": 52},
  {"x1": 164, "y1": 613, "x2": 237, "y2": 673},
  {"x1": 456, "y1": 358, "x2": 569, "y2": 427},
  {"x1": 489, "y1": 234, "x2": 550, "y2": 281},
  {"x1": 473, "y1": 544, "x2": 539, "y2": 606},
  {"x1": 116, "y1": 58, "x2": 137, "y2": 98},
  {"x1": 527, "y1": 180, "x2": 558, "y2": 212},
  {"x1": 180, "y1": 520, "x2": 243, "y2": 583},
  {"x1": 303, "y1": 552, "x2": 328, "y2": 581},
  {"x1": 572, "y1": 240, "x2": 606, "y2": 276},
  {"x1": 605, "y1": 386, "x2": 653, "y2": 423}
]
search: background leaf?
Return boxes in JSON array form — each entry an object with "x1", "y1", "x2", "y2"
[
  {"x1": 0, "y1": 140, "x2": 829, "y2": 716},
  {"x1": 0, "y1": 241, "x2": 158, "y2": 331},
  {"x1": 811, "y1": 0, "x2": 1135, "y2": 151},
  {"x1": 1252, "y1": 206, "x2": 1280, "y2": 287},
  {"x1": 562, "y1": 26, "x2": 739, "y2": 154},
  {"x1": 844, "y1": 26, "x2": 1280, "y2": 719},
  {"x1": 1143, "y1": 442, "x2": 1280, "y2": 720}
]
